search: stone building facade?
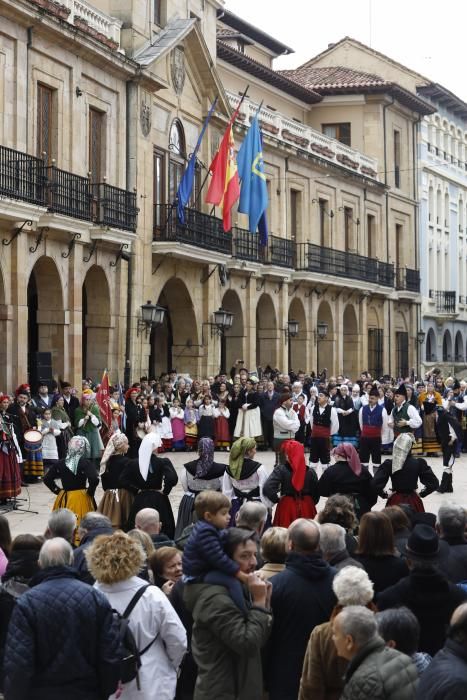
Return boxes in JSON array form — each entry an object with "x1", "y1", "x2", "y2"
[{"x1": 0, "y1": 1, "x2": 432, "y2": 390}]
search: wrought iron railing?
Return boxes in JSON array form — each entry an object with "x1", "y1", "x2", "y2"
[
  {"x1": 154, "y1": 204, "x2": 232, "y2": 255},
  {"x1": 233, "y1": 226, "x2": 262, "y2": 263},
  {"x1": 433, "y1": 290, "x2": 457, "y2": 313},
  {"x1": 47, "y1": 166, "x2": 93, "y2": 221},
  {"x1": 269, "y1": 235, "x2": 295, "y2": 268},
  {"x1": 296, "y1": 243, "x2": 394, "y2": 286},
  {"x1": 0, "y1": 145, "x2": 46, "y2": 205},
  {"x1": 396, "y1": 267, "x2": 420, "y2": 292},
  {"x1": 93, "y1": 183, "x2": 138, "y2": 232}
]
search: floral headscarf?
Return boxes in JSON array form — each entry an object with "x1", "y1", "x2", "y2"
[
  {"x1": 332, "y1": 443, "x2": 362, "y2": 476},
  {"x1": 65, "y1": 436, "x2": 91, "y2": 474},
  {"x1": 391, "y1": 433, "x2": 414, "y2": 474},
  {"x1": 195, "y1": 437, "x2": 215, "y2": 478},
  {"x1": 99, "y1": 432, "x2": 129, "y2": 473},
  {"x1": 229, "y1": 437, "x2": 256, "y2": 480}
]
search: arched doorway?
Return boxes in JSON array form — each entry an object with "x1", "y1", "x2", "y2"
[
  {"x1": 316, "y1": 301, "x2": 334, "y2": 376},
  {"x1": 288, "y1": 298, "x2": 307, "y2": 373},
  {"x1": 82, "y1": 266, "x2": 111, "y2": 380},
  {"x1": 367, "y1": 306, "x2": 383, "y2": 379},
  {"x1": 455, "y1": 331, "x2": 464, "y2": 362},
  {"x1": 426, "y1": 328, "x2": 436, "y2": 362},
  {"x1": 343, "y1": 304, "x2": 359, "y2": 377},
  {"x1": 256, "y1": 294, "x2": 277, "y2": 369},
  {"x1": 442, "y1": 329, "x2": 452, "y2": 362},
  {"x1": 27, "y1": 256, "x2": 64, "y2": 387},
  {"x1": 151, "y1": 278, "x2": 199, "y2": 378},
  {"x1": 221, "y1": 290, "x2": 244, "y2": 372}
]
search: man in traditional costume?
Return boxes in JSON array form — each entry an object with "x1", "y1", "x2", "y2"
[
  {"x1": 308, "y1": 390, "x2": 339, "y2": 474},
  {"x1": 388, "y1": 384, "x2": 422, "y2": 442},
  {"x1": 273, "y1": 392, "x2": 300, "y2": 466},
  {"x1": 8, "y1": 384, "x2": 42, "y2": 481},
  {"x1": 359, "y1": 386, "x2": 388, "y2": 475}
]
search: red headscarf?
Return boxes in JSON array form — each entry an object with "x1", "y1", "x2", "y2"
[
  {"x1": 332, "y1": 443, "x2": 362, "y2": 476},
  {"x1": 281, "y1": 439, "x2": 307, "y2": 492}
]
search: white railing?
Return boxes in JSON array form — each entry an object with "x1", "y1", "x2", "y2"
[
  {"x1": 227, "y1": 91, "x2": 379, "y2": 180},
  {"x1": 63, "y1": 0, "x2": 122, "y2": 44}
]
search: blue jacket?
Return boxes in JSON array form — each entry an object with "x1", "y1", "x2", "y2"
[
  {"x1": 182, "y1": 520, "x2": 239, "y2": 579},
  {"x1": 266, "y1": 552, "x2": 336, "y2": 700},
  {"x1": 3, "y1": 566, "x2": 121, "y2": 700},
  {"x1": 416, "y1": 639, "x2": 467, "y2": 700}
]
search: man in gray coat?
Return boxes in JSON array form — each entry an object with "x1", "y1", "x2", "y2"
[{"x1": 333, "y1": 605, "x2": 418, "y2": 700}]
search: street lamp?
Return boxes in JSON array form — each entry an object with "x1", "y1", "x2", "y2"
[
  {"x1": 212, "y1": 308, "x2": 234, "y2": 336},
  {"x1": 315, "y1": 320, "x2": 328, "y2": 342},
  {"x1": 284, "y1": 319, "x2": 299, "y2": 342},
  {"x1": 137, "y1": 300, "x2": 166, "y2": 336}
]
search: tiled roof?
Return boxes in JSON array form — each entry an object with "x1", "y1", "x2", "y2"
[{"x1": 279, "y1": 65, "x2": 435, "y2": 116}]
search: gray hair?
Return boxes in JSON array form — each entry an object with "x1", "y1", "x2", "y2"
[
  {"x1": 78, "y1": 512, "x2": 112, "y2": 535},
  {"x1": 39, "y1": 537, "x2": 73, "y2": 568},
  {"x1": 135, "y1": 508, "x2": 160, "y2": 531},
  {"x1": 236, "y1": 501, "x2": 267, "y2": 532},
  {"x1": 332, "y1": 566, "x2": 374, "y2": 606},
  {"x1": 437, "y1": 503, "x2": 466, "y2": 537},
  {"x1": 338, "y1": 606, "x2": 378, "y2": 647},
  {"x1": 319, "y1": 523, "x2": 346, "y2": 556},
  {"x1": 46, "y1": 509, "x2": 77, "y2": 543},
  {"x1": 288, "y1": 518, "x2": 320, "y2": 554}
]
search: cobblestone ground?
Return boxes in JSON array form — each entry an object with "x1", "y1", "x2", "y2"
[{"x1": 4, "y1": 451, "x2": 467, "y2": 537}]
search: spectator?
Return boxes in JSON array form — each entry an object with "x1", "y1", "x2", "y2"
[
  {"x1": 266, "y1": 518, "x2": 336, "y2": 700},
  {"x1": 135, "y1": 507, "x2": 174, "y2": 548},
  {"x1": 236, "y1": 500, "x2": 268, "y2": 537},
  {"x1": 0, "y1": 515, "x2": 12, "y2": 577},
  {"x1": 436, "y1": 503, "x2": 467, "y2": 582},
  {"x1": 377, "y1": 524, "x2": 467, "y2": 655},
  {"x1": 318, "y1": 443, "x2": 376, "y2": 519},
  {"x1": 317, "y1": 494, "x2": 359, "y2": 555},
  {"x1": 376, "y1": 607, "x2": 431, "y2": 675},
  {"x1": 149, "y1": 546, "x2": 183, "y2": 595},
  {"x1": 44, "y1": 508, "x2": 77, "y2": 544},
  {"x1": 86, "y1": 531, "x2": 187, "y2": 700},
  {"x1": 3, "y1": 537, "x2": 121, "y2": 700},
  {"x1": 73, "y1": 512, "x2": 113, "y2": 584},
  {"x1": 319, "y1": 523, "x2": 364, "y2": 571},
  {"x1": 183, "y1": 527, "x2": 272, "y2": 700},
  {"x1": 384, "y1": 506, "x2": 412, "y2": 557},
  {"x1": 259, "y1": 380, "x2": 280, "y2": 450},
  {"x1": 257, "y1": 527, "x2": 288, "y2": 580},
  {"x1": 332, "y1": 605, "x2": 418, "y2": 699},
  {"x1": 354, "y1": 511, "x2": 409, "y2": 594},
  {"x1": 299, "y1": 566, "x2": 374, "y2": 700},
  {"x1": 416, "y1": 602, "x2": 467, "y2": 699}
]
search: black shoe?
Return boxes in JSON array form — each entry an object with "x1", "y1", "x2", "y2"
[{"x1": 437, "y1": 472, "x2": 453, "y2": 493}]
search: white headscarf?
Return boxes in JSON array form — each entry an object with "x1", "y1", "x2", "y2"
[
  {"x1": 138, "y1": 431, "x2": 162, "y2": 481},
  {"x1": 391, "y1": 433, "x2": 414, "y2": 474}
]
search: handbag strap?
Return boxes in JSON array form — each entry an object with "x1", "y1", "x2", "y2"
[{"x1": 122, "y1": 584, "x2": 151, "y2": 619}]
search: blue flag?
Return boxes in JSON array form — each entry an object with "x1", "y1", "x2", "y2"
[
  {"x1": 237, "y1": 113, "x2": 268, "y2": 245},
  {"x1": 177, "y1": 97, "x2": 218, "y2": 224}
]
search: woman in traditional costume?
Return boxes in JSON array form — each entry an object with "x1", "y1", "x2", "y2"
[
  {"x1": 74, "y1": 389, "x2": 103, "y2": 464},
  {"x1": 418, "y1": 382, "x2": 443, "y2": 455},
  {"x1": 222, "y1": 437, "x2": 270, "y2": 526},
  {"x1": 0, "y1": 394, "x2": 22, "y2": 504},
  {"x1": 263, "y1": 439, "x2": 319, "y2": 527},
  {"x1": 43, "y1": 435, "x2": 98, "y2": 543},
  {"x1": 233, "y1": 379, "x2": 262, "y2": 440},
  {"x1": 97, "y1": 432, "x2": 135, "y2": 529},
  {"x1": 51, "y1": 395, "x2": 73, "y2": 459}
]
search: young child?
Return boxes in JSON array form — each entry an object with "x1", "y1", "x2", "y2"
[
  {"x1": 198, "y1": 395, "x2": 215, "y2": 440},
  {"x1": 184, "y1": 398, "x2": 199, "y2": 451},
  {"x1": 39, "y1": 407, "x2": 61, "y2": 472},
  {"x1": 170, "y1": 398, "x2": 185, "y2": 451},
  {"x1": 213, "y1": 398, "x2": 230, "y2": 451},
  {"x1": 182, "y1": 490, "x2": 248, "y2": 610}
]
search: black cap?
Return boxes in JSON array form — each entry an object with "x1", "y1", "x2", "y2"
[{"x1": 394, "y1": 383, "x2": 408, "y2": 399}]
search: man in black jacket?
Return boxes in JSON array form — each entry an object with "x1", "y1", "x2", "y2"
[
  {"x1": 259, "y1": 381, "x2": 280, "y2": 450},
  {"x1": 266, "y1": 518, "x2": 336, "y2": 700},
  {"x1": 436, "y1": 504, "x2": 467, "y2": 583},
  {"x1": 73, "y1": 513, "x2": 114, "y2": 584},
  {"x1": 435, "y1": 405, "x2": 463, "y2": 493},
  {"x1": 3, "y1": 537, "x2": 121, "y2": 700},
  {"x1": 416, "y1": 603, "x2": 467, "y2": 699}
]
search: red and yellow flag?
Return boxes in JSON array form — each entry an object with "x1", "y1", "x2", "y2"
[{"x1": 206, "y1": 124, "x2": 240, "y2": 232}]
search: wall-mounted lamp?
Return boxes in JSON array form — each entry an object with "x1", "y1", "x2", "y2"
[
  {"x1": 75, "y1": 86, "x2": 83, "y2": 97},
  {"x1": 284, "y1": 319, "x2": 299, "y2": 342},
  {"x1": 312, "y1": 199, "x2": 334, "y2": 218},
  {"x1": 314, "y1": 320, "x2": 328, "y2": 343},
  {"x1": 137, "y1": 300, "x2": 166, "y2": 337},
  {"x1": 204, "y1": 308, "x2": 234, "y2": 339},
  {"x1": 338, "y1": 206, "x2": 360, "y2": 227}
]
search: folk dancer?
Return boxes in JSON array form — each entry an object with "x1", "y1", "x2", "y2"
[
  {"x1": 308, "y1": 390, "x2": 339, "y2": 475},
  {"x1": 358, "y1": 387, "x2": 388, "y2": 475},
  {"x1": 272, "y1": 393, "x2": 300, "y2": 466},
  {"x1": 8, "y1": 385, "x2": 43, "y2": 481},
  {"x1": 0, "y1": 394, "x2": 22, "y2": 503}
]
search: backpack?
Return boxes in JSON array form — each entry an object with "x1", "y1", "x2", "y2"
[{"x1": 113, "y1": 584, "x2": 157, "y2": 689}]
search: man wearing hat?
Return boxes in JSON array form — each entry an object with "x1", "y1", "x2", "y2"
[
  {"x1": 435, "y1": 405, "x2": 463, "y2": 493},
  {"x1": 308, "y1": 390, "x2": 339, "y2": 474},
  {"x1": 8, "y1": 385, "x2": 41, "y2": 482},
  {"x1": 377, "y1": 524, "x2": 467, "y2": 656},
  {"x1": 388, "y1": 384, "x2": 422, "y2": 440},
  {"x1": 273, "y1": 393, "x2": 300, "y2": 466},
  {"x1": 358, "y1": 386, "x2": 388, "y2": 474},
  {"x1": 61, "y1": 382, "x2": 79, "y2": 423}
]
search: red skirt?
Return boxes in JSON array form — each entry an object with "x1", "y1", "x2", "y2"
[
  {"x1": 387, "y1": 491, "x2": 424, "y2": 512},
  {"x1": 215, "y1": 416, "x2": 231, "y2": 446},
  {"x1": 273, "y1": 495, "x2": 317, "y2": 527},
  {"x1": 0, "y1": 449, "x2": 21, "y2": 499}
]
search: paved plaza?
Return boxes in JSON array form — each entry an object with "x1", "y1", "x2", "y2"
[{"x1": 4, "y1": 451, "x2": 467, "y2": 538}]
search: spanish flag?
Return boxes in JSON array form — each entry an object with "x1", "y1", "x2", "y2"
[{"x1": 206, "y1": 123, "x2": 240, "y2": 232}]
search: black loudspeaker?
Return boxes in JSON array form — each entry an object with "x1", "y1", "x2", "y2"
[{"x1": 28, "y1": 352, "x2": 53, "y2": 390}]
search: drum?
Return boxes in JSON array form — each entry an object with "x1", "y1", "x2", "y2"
[{"x1": 24, "y1": 428, "x2": 43, "y2": 452}]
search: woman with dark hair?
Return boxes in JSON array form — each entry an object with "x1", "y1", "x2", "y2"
[
  {"x1": 174, "y1": 437, "x2": 226, "y2": 540},
  {"x1": 149, "y1": 546, "x2": 183, "y2": 595},
  {"x1": 354, "y1": 511, "x2": 409, "y2": 594},
  {"x1": 317, "y1": 443, "x2": 376, "y2": 520},
  {"x1": 384, "y1": 505, "x2": 412, "y2": 557}
]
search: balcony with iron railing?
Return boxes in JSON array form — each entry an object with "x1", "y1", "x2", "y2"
[
  {"x1": 296, "y1": 243, "x2": 394, "y2": 287},
  {"x1": 154, "y1": 204, "x2": 232, "y2": 255},
  {"x1": 0, "y1": 144, "x2": 137, "y2": 232},
  {"x1": 429, "y1": 290, "x2": 457, "y2": 314},
  {"x1": 396, "y1": 267, "x2": 420, "y2": 293}
]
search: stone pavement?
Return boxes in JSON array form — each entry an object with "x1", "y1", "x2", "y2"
[{"x1": 4, "y1": 450, "x2": 467, "y2": 537}]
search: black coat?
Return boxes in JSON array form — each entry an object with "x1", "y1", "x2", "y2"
[
  {"x1": 263, "y1": 463, "x2": 320, "y2": 504},
  {"x1": 259, "y1": 391, "x2": 280, "y2": 420},
  {"x1": 2, "y1": 566, "x2": 121, "y2": 700},
  {"x1": 73, "y1": 526, "x2": 115, "y2": 585},
  {"x1": 354, "y1": 554, "x2": 409, "y2": 594},
  {"x1": 100, "y1": 454, "x2": 138, "y2": 491},
  {"x1": 266, "y1": 552, "x2": 336, "y2": 700},
  {"x1": 318, "y1": 461, "x2": 376, "y2": 517},
  {"x1": 377, "y1": 567, "x2": 467, "y2": 655},
  {"x1": 372, "y1": 456, "x2": 439, "y2": 496},
  {"x1": 416, "y1": 639, "x2": 467, "y2": 700},
  {"x1": 62, "y1": 395, "x2": 79, "y2": 422},
  {"x1": 437, "y1": 536, "x2": 467, "y2": 583}
]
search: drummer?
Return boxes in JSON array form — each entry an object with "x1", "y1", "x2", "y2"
[{"x1": 8, "y1": 385, "x2": 43, "y2": 482}]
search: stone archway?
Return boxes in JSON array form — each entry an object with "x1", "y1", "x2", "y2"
[
  {"x1": 256, "y1": 294, "x2": 278, "y2": 370},
  {"x1": 455, "y1": 331, "x2": 464, "y2": 362},
  {"x1": 426, "y1": 328, "x2": 436, "y2": 362},
  {"x1": 288, "y1": 297, "x2": 307, "y2": 373},
  {"x1": 221, "y1": 290, "x2": 244, "y2": 372},
  {"x1": 317, "y1": 300, "x2": 334, "y2": 376},
  {"x1": 443, "y1": 329, "x2": 452, "y2": 362},
  {"x1": 152, "y1": 277, "x2": 199, "y2": 377},
  {"x1": 82, "y1": 265, "x2": 111, "y2": 380},
  {"x1": 27, "y1": 256, "x2": 65, "y2": 386},
  {"x1": 343, "y1": 304, "x2": 359, "y2": 377}
]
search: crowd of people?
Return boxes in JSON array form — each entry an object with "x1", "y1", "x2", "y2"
[{"x1": 0, "y1": 363, "x2": 467, "y2": 699}]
